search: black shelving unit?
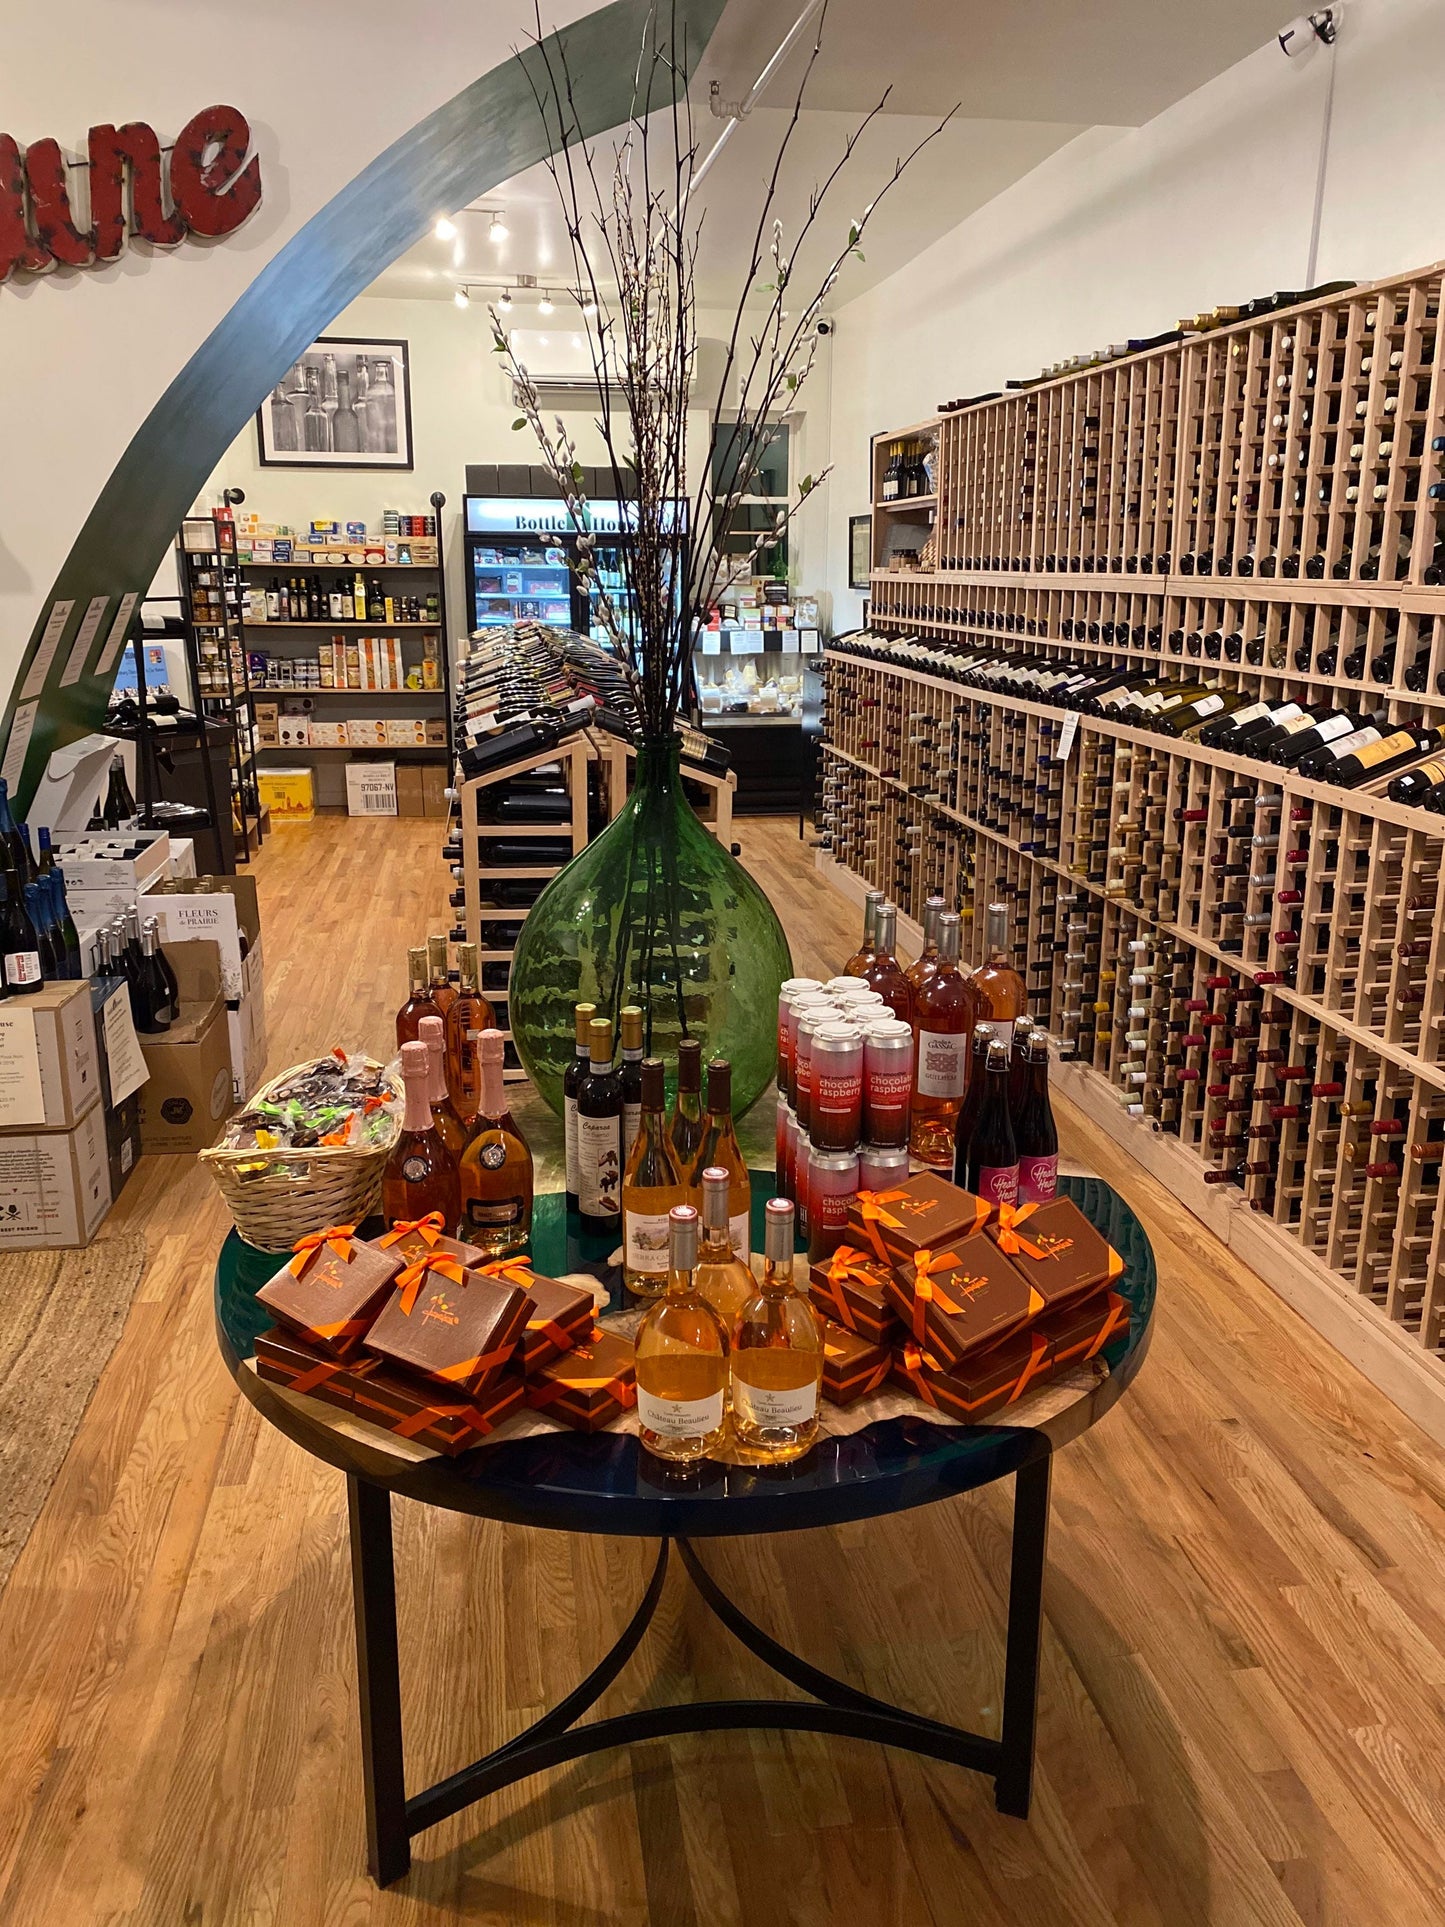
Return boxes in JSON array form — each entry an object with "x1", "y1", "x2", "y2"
[{"x1": 176, "y1": 509, "x2": 264, "y2": 861}]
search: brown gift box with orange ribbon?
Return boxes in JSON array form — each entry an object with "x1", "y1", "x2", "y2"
[
  {"x1": 365, "y1": 1212, "x2": 485, "y2": 1272},
  {"x1": 986, "y1": 1198, "x2": 1126, "y2": 1313},
  {"x1": 807, "y1": 1245, "x2": 902, "y2": 1345},
  {"x1": 890, "y1": 1289, "x2": 1129, "y2": 1424},
  {"x1": 513, "y1": 1271, "x2": 599, "y2": 1376},
  {"x1": 363, "y1": 1251, "x2": 534, "y2": 1398},
  {"x1": 526, "y1": 1330, "x2": 636, "y2": 1432},
  {"x1": 350, "y1": 1362, "x2": 527, "y2": 1455},
  {"x1": 819, "y1": 1320, "x2": 891, "y2": 1407},
  {"x1": 255, "y1": 1225, "x2": 404, "y2": 1360},
  {"x1": 847, "y1": 1173, "x2": 988, "y2": 1267},
  {"x1": 881, "y1": 1236, "x2": 1044, "y2": 1371},
  {"x1": 254, "y1": 1325, "x2": 360, "y2": 1414}
]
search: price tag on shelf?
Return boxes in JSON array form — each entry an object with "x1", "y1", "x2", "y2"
[
  {"x1": 730, "y1": 632, "x2": 765, "y2": 656},
  {"x1": 700, "y1": 633, "x2": 721, "y2": 656},
  {"x1": 19, "y1": 599, "x2": 74, "y2": 701},
  {"x1": 1056, "y1": 712, "x2": 1078, "y2": 764}
]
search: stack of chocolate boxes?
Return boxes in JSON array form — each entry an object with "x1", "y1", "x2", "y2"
[
  {"x1": 808, "y1": 1172, "x2": 1128, "y2": 1419},
  {"x1": 251, "y1": 1213, "x2": 635, "y2": 1453}
]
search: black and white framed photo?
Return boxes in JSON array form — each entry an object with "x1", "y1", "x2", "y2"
[
  {"x1": 849, "y1": 513, "x2": 872, "y2": 590},
  {"x1": 256, "y1": 336, "x2": 414, "y2": 469}
]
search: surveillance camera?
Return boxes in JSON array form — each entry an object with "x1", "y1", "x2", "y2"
[
  {"x1": 1278, "y1": 8, "x2": 1336, "y2": 58},
  {"x1": 815, "y1": 318, "x2": 834, "y2": 338}
]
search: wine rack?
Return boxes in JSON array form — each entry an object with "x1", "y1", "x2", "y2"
[{"x1": 823, "y1": 261, "x2": 1445, "y2": 1434}]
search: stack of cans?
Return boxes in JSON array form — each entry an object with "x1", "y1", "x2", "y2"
[{"x1": 775, "y1": 976, "x2": 916, "y2": 1262}]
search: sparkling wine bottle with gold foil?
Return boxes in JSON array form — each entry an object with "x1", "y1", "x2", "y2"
[
  {"x1": 427, "y1": 933, "x2": 457, "y2": 1018},
  {"x1": 622, "y1": 1058, "x2": 684, "y2": 1297},
  {"x1": 458, "y1": 1029, "x2": 533, "y2": 1255},
  {"x1": 634, "y1": 1204, "x2": 729, "y2": 1464},
  {"x1": 694, "y1": 1165, "x2": 755, "y2": 1333},
  {"x1": 730, "y1": 1197, "x2": 822, "y2": 1463},
  {"x1": 396, "y1": 946, "x2": 442, "y2": 1048},
  {"x1": 418, "y1": 1013, "x2": 468, "y2": 1161},
  {"x1": 444, "y1": 941, "x2": 495, "y2": 1123},
  {"x1": 382, "y1": 1040, "x2": 460, "y2": 1232},
  {"x1": 689, "y1": 1057, "x2": 750, "y2": 1261},
  {"x1": 667, "y1": 1037, "x2": 706, "y2": 1192}
]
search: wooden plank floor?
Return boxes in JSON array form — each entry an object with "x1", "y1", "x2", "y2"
[{"x1": 4, "y1": 812, "x2": 1445, "y2": 1925}]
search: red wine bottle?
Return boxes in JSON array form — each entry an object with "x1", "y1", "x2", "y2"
[
  {"x1": 961, "y1": 1036, "x2": 1018, "y2": 1207},
  {"x1": 1013, "y1": 1033, "x2": 1058, "y2": 1204}
]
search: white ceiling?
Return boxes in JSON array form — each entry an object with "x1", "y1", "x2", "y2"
[{"x1": 364, "y1": 0, "x2": 1277, "y2": 311}]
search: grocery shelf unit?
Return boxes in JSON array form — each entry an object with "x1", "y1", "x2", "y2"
[
  {"x1": 176, "y1": 515, "x2": 265, "y2": 860},
  {"x1": 453, "y1": 738, "x2": 590, "y2": 1081},
  {"x1": 234, "y1": 494, "x2": 454, "y2": 796},
  {"x1": 825, "y1": 257, "x2": 1445, "y2": 1439},
  {"x1": 870, "y1": 418, "x2": 939, "y2": 574}
]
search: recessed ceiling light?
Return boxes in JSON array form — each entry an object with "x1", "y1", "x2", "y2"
[
  {"x1": 538, "y1": 291, "x2": 554, "y2": 315},
  {"x1": 454, "y1": 286, "x2": 470, "y2": 309},
  {"x1": 497, "y1": 289, "x2": 513, "y2": 313},
  {"x1": 434, "y1": 216, "x2": 457, "y2": 241},
  {"x1": 582, "y1": 296, "x2": 598, "y2": 318},
  {"x1": 489, "y1": 212, "x2": 509, "y2": 244}
]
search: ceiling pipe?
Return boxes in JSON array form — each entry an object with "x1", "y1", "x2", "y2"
[{"x1": 691, "y1": 0, "x2": 828, "y2": 194}]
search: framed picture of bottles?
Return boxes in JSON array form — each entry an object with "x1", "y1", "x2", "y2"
[{"x1": 255, "y1": 335, "x2": 414, "y2": 469}]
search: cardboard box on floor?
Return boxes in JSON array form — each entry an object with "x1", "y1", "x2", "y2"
[
  {"x1": 137, "y1": 940, "x2": 234, "y2": 1154},
  {"x1": 0, "y1": 979, "x2": 104, "y2": 1131},
  {"x1": 140, "y1": 874, "x2": 268, "y2": 1104},
  {"x1": 0, "y1": 1101, "x2": 111, "y2": 1248},
  {"x1": 421, "y1": 764, "x2": 451, "y2": 816},
  {"x1": 395, "y1": 764, "x2": 426, "y2": 817}
]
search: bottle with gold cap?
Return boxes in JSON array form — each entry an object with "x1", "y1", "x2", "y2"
[
  {"x1": 577, "y1": 1014, "x2": 624, "y2": 1234},
  {"x1": 443, "y1": 941, "x2": 494, "y2": 1124},
  {"x1": 427, "y1": 933, "x2": 457, "y2": 1017},
  {"x1": 619, "y1": 1004, "x2": 645, "y2": 1159},
  {"x1": 563, "y1": 1001, "x2": 597, "y2": 1214},
  {"x1": 395, "y1": 945, "x2": 442, "y2": 1048}
]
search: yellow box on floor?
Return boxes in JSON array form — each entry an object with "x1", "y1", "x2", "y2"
[{"x1": 257, "y1": 767, "x2": 315, "y2": 821}]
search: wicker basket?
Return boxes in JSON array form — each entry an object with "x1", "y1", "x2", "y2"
[{"x1": 199, "y1": 1057, "x2": 402, "y2": 1252}]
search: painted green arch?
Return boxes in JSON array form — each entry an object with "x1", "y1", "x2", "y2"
[{"x1": 3, "y1": 0, "x2": 726, "y2": 810}]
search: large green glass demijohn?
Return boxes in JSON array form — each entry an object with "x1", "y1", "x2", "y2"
[{"x1": 509, "y1": 735, "x2": 791, "y2": 1117}]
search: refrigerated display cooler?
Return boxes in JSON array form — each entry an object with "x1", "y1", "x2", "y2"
[{"x1": 463, "y1": 494, "x2": 685, "y2": 645}]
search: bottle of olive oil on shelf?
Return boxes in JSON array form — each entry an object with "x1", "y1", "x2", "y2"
[
  {"x1": 731, "y1": 1198, "x2": 822, "y2": 1464},
  {"x1": 634, "y1": 1204, "x2": 729, "y2": 1464},
  {"x1": 622, "y1": 1058, "x2": 684, "y2": 1296}
]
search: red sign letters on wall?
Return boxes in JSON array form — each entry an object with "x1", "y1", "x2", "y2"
[{"x1": 0, "y1": 103, "x2": 261, "y2": 280}]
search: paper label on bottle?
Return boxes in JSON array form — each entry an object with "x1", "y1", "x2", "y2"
[
  {"x1": 1313, "y1": 713, "x2": 1355, "y2": 744},
  {"x1": 3, "y1": 950, "x2": 41, "y2": 988},
  {"x1": 976, "y1": 1162, "x2": 1019, "y2": 1206},
  {"x1": 466, "y1": 1194, "x2": 525, "y2": 1228},
  {"x1": 1192, "y1": 694, "x2": 1225, "y2": 719},
  {"x1": 636, "y1": 1385, "x2": 724, "y2": 1439},
  {"x1": 916, "y1": 1028, "x2": 967, "y2": 1099},
  {"x1": 623, "y1": 1101, "x2": 642, "y2": 1158},
  {"x1": 1320, "y1": 726, "x2": 1378, "y2": 760},
  {"x1": 1351, "y1": 730, "x2": 1416, "y2": 769},
  {"x1": 1018, "y1": 1154, "x2": 1058, "y2": 1204},
  {"x1": 577, "y1": 1112, "x2": 622, "y2": 1217},
  {"x1": 732, "y1": 1375, "x2": 818, "y2": 1429},
  {"x1": 625, "y1": 1208, "x2": 672, "y2": 1273},
  {"x1": 730, "y1": 1210, "x2": 750, "y2": 1262},
  {"x1": 563, "y1": 1094, "x2": 579, "y2": 1195}
]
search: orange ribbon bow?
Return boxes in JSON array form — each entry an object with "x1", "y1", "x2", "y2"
[
  {"x1": 993, "y1": 1201, "x2": 1049, "y2": 1259},
  {"x1": 854, "y1": 1188, "x2": 908, "y2": 1263},
  {"x1": 378, "y1": 1212, "x2": 448, "y2": 1251},
  {"x1": 907, "y1": 1247, "x2": 971, "y2": 1343},
  {"x1": 475, "y1": 1256, "x2": 535, "y2": 1290},
  {"x1": 819, "y1": 1245, "x2": 882, "y2": 1326},
  {"x1": 288, "y1": 1224, "x2": 358, "y2": 1277},
  {"x1": 396, "y1": 1251, "x2": 467, "y2": 1314}
]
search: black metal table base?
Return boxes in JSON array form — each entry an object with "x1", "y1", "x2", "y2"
[{"x1": 347, "y1": 1455, "x2": 1053, "y2": 1888}]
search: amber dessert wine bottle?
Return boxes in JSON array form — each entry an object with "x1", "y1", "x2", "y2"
[
  {"x1": 395, "y1": 945, "x2": 442, "y2": 1047},
  {"x1": 577, "y1": 1015, "x2": 624, "y2": 1235},
  {"x1": 459, "y1": 1029, "x2": 533, "y2": 1255},
  {"x1": 691, "y1": 1058, "x2": 751, "y2": 1260},
  {"x1": 634, "y1": 1204, "x2": 729, "y2": 1464},
  {"x1": 730, "y1": 1198, "x2": 823, "y2": 1463},
  {"x1": 382, "y1": 1040, "x2": 460, "y2": 1233},
  {"x1": 622, "y1": 1058, "x2": 684, "y2": 1296}
]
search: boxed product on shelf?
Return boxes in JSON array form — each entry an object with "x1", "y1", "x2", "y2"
[
  {"x1": 384, "y1": 718, "x2": 428, "y2": 748},
  {"x1": 308, "y1": 721, "x2": 349, "y2": 747},
  {"x1": 424, "y1": 717, "x2": 449, "y2": 747},
  {"x1": 345, "y1": 718, "x2": 389, "y2": 748},
  {"x1": 257, "y1": 768, "x2": 316, "y2": 821},
  {"x1": 346, "y1": 761, "x2": 398, "y2": 816},
  {"x1": 277, "y1": 713, "x2": 311, "y2": 749},
  {"x1": 57, "y1": 831, "x2": 171, "y2": 924},
  {"x1": 0, "y1": 978, "x2": 105, "y2": 1130}
]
